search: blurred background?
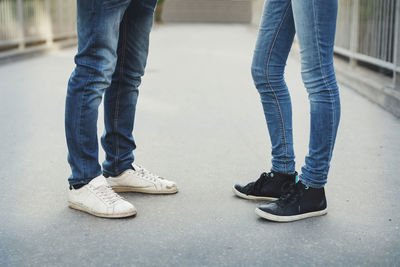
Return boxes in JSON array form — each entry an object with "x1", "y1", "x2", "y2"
[{"x1": 0, "y1": 0, "x2": 399, "y2": 116}]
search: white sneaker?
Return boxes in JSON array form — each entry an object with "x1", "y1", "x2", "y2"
[
  {"x1": 68, "y1": 175, "x2": 137, "y2": 218},
  {"x1": 107, "y1": 164, "x2": 178, "y2": 194}
]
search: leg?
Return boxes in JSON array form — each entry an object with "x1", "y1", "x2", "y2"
[
  {"x1": 65, "y1": 0, "x2": 131, "y2": 186},
  {"x1": 101, "y1": 0, "x2": 157, "y2": 177},
  {"x1": 291, "y1": 0, "x2": 340, "y2": 188},
  {"x1": 232, "y1": 0, "x2": 297, "y2": 202},
  {"x1": 251, "y1": 0, "x2": 296, "y2": 174}
]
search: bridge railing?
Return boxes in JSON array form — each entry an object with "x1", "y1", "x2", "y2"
[
  {"x1": 335, "y1": 0, "x2": 400, "y2": 89},
  {"x1": 1, "y1": 0, "x2": 400, "y2": 90},
  {"x1": 0, "y1": 0, "x2": 76, "y2": 52}
]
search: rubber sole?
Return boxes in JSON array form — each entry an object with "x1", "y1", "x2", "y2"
[
  {"x1": 68, "y1": 202, "x2": 137, "y2": 218},
  {"x1": 255, "y1": 207, "x2": 328, "y2": 222},
  {"x1": 111, "y1": 186, "x2": 179, "y2": 194},
  {"x1": 232, "y1": 186, "x2": 278, "y2": 201}
]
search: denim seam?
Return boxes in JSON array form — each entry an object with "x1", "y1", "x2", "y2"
[
  {"x1": 264, "y1": 0, "x2": 292, "y2": 174},
  {"x1": 310, "y1": 0, "x2": 335, "y2": 182},
  {"x1": 113, "y1": 12, "x2": 128, "y2": 175},
  {"x1": 76, "y1": 12, "x2": 98, "y2": 179}
]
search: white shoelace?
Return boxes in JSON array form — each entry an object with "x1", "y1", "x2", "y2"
[
  {"x1": 134, "y1": 165, "x2": 163, "y2": 183},
  {"x1": 89, "y1": 184, "x2": 122, "y2": 205}
]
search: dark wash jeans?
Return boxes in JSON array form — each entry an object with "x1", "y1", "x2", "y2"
[
  {"x1": 65, "y1": 0, "x2": 157, "y2": 186},
  {"x1": 252, "y1": 0, "x2": 341, "y2": 188}
]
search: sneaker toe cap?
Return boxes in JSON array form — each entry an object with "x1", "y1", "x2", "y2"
[
  {"x1": 258, "y1": 202, "x2": 279, "y2": 215},
  {"x1": 163, "y1": 180, "x2": 178, "y2": 190},
  {"x1": 233, "y1": 184, "x2": 245, "y2": 193},
  {"x1": 114, "y1": 200, "x2": 137, "y2": 215}
]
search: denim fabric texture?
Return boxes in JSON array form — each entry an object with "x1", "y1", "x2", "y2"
[
  {"x1": 65, "y1": 0, "x2": 157, "y2": 186},
  {"x1": 252, "y1": 0, "x2": 341, "y2": 188}
]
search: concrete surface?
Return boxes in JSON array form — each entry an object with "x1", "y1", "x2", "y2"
[{"x1": 0, "y1": 24, "x2": 399, "y2": 266}]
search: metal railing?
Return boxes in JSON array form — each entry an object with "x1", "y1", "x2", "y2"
[
  {"x1": 335, "y1": 0, "x2": 400, "y2": 89},
  {"x1": 0, "y1": 0, "x2": 76, "y2": 51},
  {"x1": 1, "y1": 0, "x2": 399, "y2": 89}
]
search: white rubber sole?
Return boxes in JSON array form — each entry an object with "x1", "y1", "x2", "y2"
[
  {"x1": 255, "y1": 207, "x2": 328, "y2": 222},
  {"x1": 68, "y1": 202, "x2": 137, "y2": 218},
  {"x1": 111, "y1": 186, "x2": 178, "y2": 194},
  {"x1": 232, "y1": 186, "x2": 278, "y2": 201}
]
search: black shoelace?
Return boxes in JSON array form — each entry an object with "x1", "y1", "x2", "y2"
[
  {"x1": 276, "y1": 182, "x2": 305, "y2": 207},
  {"x1": 243, "y1": 172, "x2": 272, "y2": 193}
]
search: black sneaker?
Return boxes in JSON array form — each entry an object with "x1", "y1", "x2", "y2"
[
  {"x1": 233, "y1": 171, "x2": 297, "y2": 201},
  {"x1": 255, "y1": 180, "x2": 327, "y2": 222}
]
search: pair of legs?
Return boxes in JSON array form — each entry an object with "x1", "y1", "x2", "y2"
[
  {"x1": 65, "y1": 0, "x2": 157, "y2": 186},
  {"x1": 66, "y1": 0, "x2": 177, "y2": 218},
  {"x1": 252, "y1": 0, "x2": 341, "y2": 187},
  {"x1": 234, "y1": 0, "x2": 340, "y2": 222}
]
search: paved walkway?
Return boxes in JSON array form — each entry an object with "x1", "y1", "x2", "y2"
[{"x1": 1, "y1": 24, "x2": 399, "y2": 266}]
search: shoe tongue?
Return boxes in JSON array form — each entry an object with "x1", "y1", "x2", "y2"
[
  {"x1": 89, "y1": 175, "x2": 107, "y2": 187},
  {"x1": 132, "y1": 164, "x2": 142, "y2": 171},
  {"x1": 295, "y1": 180, "x2": 309, "y2": 191}
]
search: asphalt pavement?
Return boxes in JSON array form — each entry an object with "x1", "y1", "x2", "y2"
[{"x1": 0, "y1": 24, "x2": 399, "y2": 266}]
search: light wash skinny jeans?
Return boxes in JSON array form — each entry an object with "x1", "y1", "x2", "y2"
[{"x1": 251, "y1": 0, "x2": 341, "y2": 188}]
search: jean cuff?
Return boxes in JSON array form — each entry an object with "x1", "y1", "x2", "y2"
[{"x1": 299, "y1": 173, "x2": 326, "y2": 188}]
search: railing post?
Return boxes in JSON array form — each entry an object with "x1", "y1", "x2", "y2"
[
  {"x1": 16, "y1": 0, "x2": 25, "y2": 50},
  {"x1": 393, "y1": 0, "x2": 400, "y2": 90},
  {"x1": 44, "y1": 0, "x2": 53, "y2": 46},
  {"x1": 58, "y1": 0, "x2": 63, "y2": 37},
  {"x1": 251, "y1": 0, "x2": 263, "y2": 27},
  {"x1": 350, "y1": 0, "x2": 359, "y2": 68}
]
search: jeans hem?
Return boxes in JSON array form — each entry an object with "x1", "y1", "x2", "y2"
[
  {"x1": 103, "y1": 161, "x2": 133, "y2": 178},
  {"x1": 299, "y1": 174, "x2": 326, "y2": 189},
  {"x1": 68, "y1": 170, "x2": 102, "y2": 186},
  {"x1": 271, "y1": 166, "x2": 296, "y2": 175}
]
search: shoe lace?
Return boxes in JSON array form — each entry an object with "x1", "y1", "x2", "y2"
[
  {"x1": 89, "y1": 184, "x2": 122, "y2": 205},
  {"x1": 249, "y1": 172, "x2": 273, "y2": 192},
  {"x1": 135, "y1": 165, "x2": 162, "y2": 183}
]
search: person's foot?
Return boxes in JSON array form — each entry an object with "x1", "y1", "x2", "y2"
[
  {"x1": 107, "y1": 164, "x2": 178, "y2": 194},
  {"x1": 68, "y1": 175, "x2": 136, "y2": 218},
  {"x1": 255, "y1": 180, "x2": 327, "y2": 222},
  {"x1": 233, "y1": 171, "x2": 297, "y2": 201}
]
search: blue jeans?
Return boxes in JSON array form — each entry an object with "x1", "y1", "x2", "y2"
[
  {"x1": 252, "y1": 0, "x2": 340, "y2": 188},
  {"x1": 65, "y1": 0, "x2": 157, "y2": 186}
]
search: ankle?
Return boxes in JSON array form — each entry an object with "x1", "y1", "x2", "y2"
[{"x1": 69, "y1": 183, "x2": 87, "y2": 190}]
